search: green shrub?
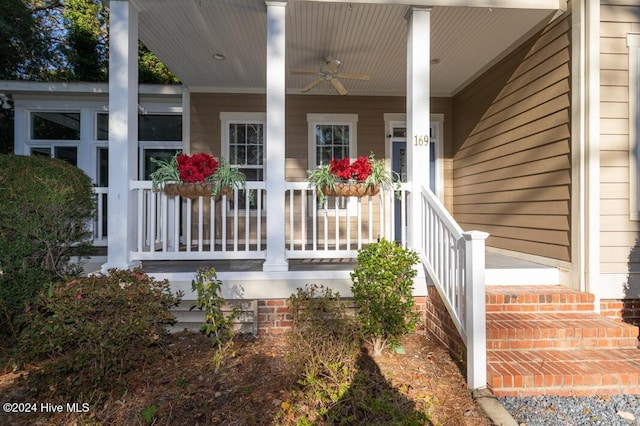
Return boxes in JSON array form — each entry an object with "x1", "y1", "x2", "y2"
[
  {"x1": 190, "y1": 267, "x2": 238, "y2": 373},
  {"x1": 16, "y1": 268, "x2": 182, "y2": 404},
  {"x1": 0, "y1": 154, "x2": 95, "y2": 335},
  {"x1": 350, "y1": 238, "x2": 420, "y2": 356},
  {"x1": 283, "y1": 284, "x2": 361, "y2": 423}
]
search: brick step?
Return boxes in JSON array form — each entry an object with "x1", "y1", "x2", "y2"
[
  {"x1": 487, "y1": 312, "x2": 639, "y2": 350},
  {"x1": 486, "y1": 285, "x2": 595, "y2": 313},
  {"x1": 487, "y1": 349, "x2": 640, "y2": 397}
]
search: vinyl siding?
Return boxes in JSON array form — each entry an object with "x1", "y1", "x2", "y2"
[
  {"x1": 452, "y1": 12, "x2": 572, "y2": 262},
  {"x1": 599, "y1": 1, "x2": 640, "y2": 278},
  {"x1": 189, "y1": 93, "x2": 454, "y2": 209}
]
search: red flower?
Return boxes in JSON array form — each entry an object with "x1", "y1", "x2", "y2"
[
  {"x1": 176, "y1": 153, "x2": 219, "y2": 182},
  {"x1": 329, "y1": 156, "x2": 372, "y2": 181},
  {"x1": 350, "y1": 156, "x2": 372, "y2": 181}
]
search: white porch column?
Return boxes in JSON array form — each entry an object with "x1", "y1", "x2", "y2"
[
  {"x1": 406, "y1": 7, "x2": 431, "y2": 254},
  {"x1": 102, "y1": 0, "x2": 140, "y2": 272},
  {"x1": 263, "y1": 0, "x2": 288, "y2": 271}
]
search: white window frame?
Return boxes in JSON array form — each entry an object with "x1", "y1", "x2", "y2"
[
  {"x1": 628, "y1": 33, "x2": 640, "y2": 220},
  {"x1": 25, "y1": 109, "x2": 83, "y2": 167},
  {"x1": 220, "y1": 112, "x2": 267, "y2": 216},
  {"x1": 307, "y1": 113, "x2": 358, "y2": 214}
]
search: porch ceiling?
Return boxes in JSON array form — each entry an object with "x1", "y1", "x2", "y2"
[{"x1": 129, "y1": 0, "x2": 558, "y2": 96}]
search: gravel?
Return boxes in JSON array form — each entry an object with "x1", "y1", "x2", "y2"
[{"x1": 500, "y1": 395, "x2": 640, "y2": 425}]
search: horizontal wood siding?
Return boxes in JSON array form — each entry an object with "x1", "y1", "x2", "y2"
[
  {"x1": 600, "y1": 1, "x2": 640, "y2": 277},
  {"x1": 452, "y1": 12, "x2": 572, "y2": 262},
  {"x1": 190, "y1": 93, "x2": 454, "y2": 210}
]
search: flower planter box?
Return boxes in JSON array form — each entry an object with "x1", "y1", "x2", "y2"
[
  {"x1": 163, "y1": 183, "x2": 232, "y2": 199},
  {"x1": 321, "y1": 182, "x2": 380, "y2": 197}
]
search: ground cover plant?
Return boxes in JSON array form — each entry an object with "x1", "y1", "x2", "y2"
[{"x1": 15, "y1": 269, "x2": 182, "y2": 405}]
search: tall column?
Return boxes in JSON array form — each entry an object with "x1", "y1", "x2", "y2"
[
  {"x1": 406, "y1": 7, "x2": 431, "y2": 254},
  {"x1": 263, "y1": 1, "x2": 288, "y2": 271},
  {"x1": 102, "y1": 0, "x2": 139, "y2": 272}
]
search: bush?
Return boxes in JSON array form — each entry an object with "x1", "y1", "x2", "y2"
[
  {"x1": 283, "y1": 284, "x2": 361, "y2": 423},
  {"x1": 190, "y1": 267, "x2": 238, "y2": 373},
  {"x1": 0, "y1": 154, "x2": 95, "y2": 335},
  {"x1": 16, "y1": 269, "x2": 182, "y2": 404},
  {"x1": 350, "y1": 238, "x2": 420, "y2": 356}
]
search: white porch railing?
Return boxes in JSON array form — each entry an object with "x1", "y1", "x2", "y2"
[
  {"x1": 92, "y1": 187, "x2": 108, "y2": 247},
  {"x1": 284, "y1": 182, "x2": 410, "y2": 258},
  {"x1": 130, "y1": 181, "x2": 267, "y2": 260},
  {"x1": 420, "y1": 186, "x2": 488, "y2": 390}
]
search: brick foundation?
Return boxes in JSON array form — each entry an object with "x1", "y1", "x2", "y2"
[
  {"x1": 601, "y1": 298, "x2": 640, "y2": 328},
  {"x1": 424, "y1": 284, "x2": 466, "y2": 366},
  {"x1": 257, "y1": 296, "x2": 429, "y2": 336}
]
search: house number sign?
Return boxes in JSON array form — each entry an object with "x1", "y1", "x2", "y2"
[{"x1": 413, "y1": 134, "x2": 430, "y2": 146}]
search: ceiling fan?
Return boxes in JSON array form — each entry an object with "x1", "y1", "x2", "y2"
[{"x1": 291, "y1": 57, "x2": 370, "y2": 96}]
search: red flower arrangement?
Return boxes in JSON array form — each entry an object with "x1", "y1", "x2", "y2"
[
  {"x1": 176, "y1": 153, "x2": 219, "y2": 183},
  {"x1": 329, "y1": 156, "x2": 372, "y2": 181}
]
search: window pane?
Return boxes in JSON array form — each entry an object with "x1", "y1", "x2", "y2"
[
  {"x1": 31, "y1": 147, "x2": 51, "y2": 157},
  {"x1": 32, "y1": 112, "x2": 80, "y2": 140},
  {"x1": 143, "y1": 149, "x2": 182, "y2": 180},
  {"x1": 139, "y1": 115, "x2": 182, "y2": 141},
  {"x1": 97, "y1": 113, "x2": 109, "y2": 140},
  {"x1": 97, "y1": 147, "x2": 109, "y2": 187},
  {"x1": 315, "y1": 124, "x2": 350, "y2": 166},
  {"x1": 393, "y1": 127, "x2": 406, "y2": 138},
  {"x1": 54, "y1": 146, "x2": 78, "y2": 166}
]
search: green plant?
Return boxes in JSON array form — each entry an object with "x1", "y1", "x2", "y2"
[
  {"x1": 16, "y1": 268, "x2": 182, "y2": 404},
  {"x1": 282, "y1": 284, "x2": 361, "y2": 424},
  {"x1": 149, "y1": 151, "x2": 181, "y2": 191},
  {"x1": 140, "y1": 404, "x2": 158, "y2": 424},
  {"x1": 150, "y1": 152, "x2": 247, "y2": 198},
  {"x1": 306, "y1": 153, "x2": 397, "y2": 203},
  {"x1": 190, "y1": 268, "x2": 238, "y2": 373},
  {"x1": 0, "y1": 154, "x2": 95, "y2": 339},
  {"x1": 350, "y1": 238, "x2": 420, "y2": 356}
]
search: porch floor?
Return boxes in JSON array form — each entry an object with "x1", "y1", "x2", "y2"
[{"x1": 92, "y1": 250, "x2": 548, "y2": 274}]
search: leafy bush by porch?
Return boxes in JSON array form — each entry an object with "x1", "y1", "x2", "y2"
[
  {"x1": 350, "y1": 238, "x2": 420, "y2": 356},
  {"x1": 16, "y1": 269, "x2": 182, "y2": 405},
  {"x1": 0, "y1": 154, "x2": 95, "y2": 336}
]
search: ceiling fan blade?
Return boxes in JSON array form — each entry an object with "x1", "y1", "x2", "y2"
[
  {"x1": 291, "y1": 70, "x2": 320, "y2": 76},
  {"x1": 331, "y1": 78, "x2": 348, "y2": 96},
  {"x1": 301, "y1": 78, "x2": 323, "y2": 93},
  {"x1": 336, "y1": 73, "x2": 370, "y2": 81}
]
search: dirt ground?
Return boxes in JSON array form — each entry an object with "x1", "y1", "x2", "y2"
[{"x1": 0, "y1": 331, "x2": 491, "y2": 425}]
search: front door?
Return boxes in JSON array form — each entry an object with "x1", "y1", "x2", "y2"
[{"x1": 390, "y1": 121, "x2": 440, "y2": 241}]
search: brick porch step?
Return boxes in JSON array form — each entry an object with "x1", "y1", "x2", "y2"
[
  {"x1": 487, "y1": 312, "x2": 639, "y2": 350},
  {"x1": 485, "y1": 285, "x2": 640, "y2": 397},
  {"x1": 487, "y1": 349, "x2": 640, "y2": 397},
  {"x1": 486, "y1": 285, "x2": 594, "y2": 312}
]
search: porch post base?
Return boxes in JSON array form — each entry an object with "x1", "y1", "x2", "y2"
[
  {"x1": 100, "y1": 260, "x2": 142, "y2": 274},
  {"x1": 262, "y1": 261, "x2": 289, "y2": 272}
]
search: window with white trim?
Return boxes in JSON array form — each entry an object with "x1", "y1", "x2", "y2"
[
  {"x1": 307, "y1": 113, "x2": 358, "y2": 210},
  {"x1": 221, "y1": 112, "x2": 265, "y2": 211},
  {"x1": 95, "y1": 112, "x2": 183, "y2": 180},
  {"x1": 628, "y1": 33, "x2": 640, "y2": 220},
  {"x1": 28, "y1": 111, "x2": 81, "y2": 166},
  {"x1": 221, "y1": 112, "x2": 265, "y2": 181}
]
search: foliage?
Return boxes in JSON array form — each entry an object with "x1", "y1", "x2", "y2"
[
  {"x1": 190, "y1": 268, "x2": 238, "y2": 373},
  {"x1": 150, "y1": 152, "x2": 247, "y2": 198},
  {"x1": 16, "y1": 268, "x2": 182, "y2": 404},
  {"x1": 350, "y1": 238, "x2": 420, "y2": 356},
  {"x1": 139, "y1": 42, "x2": 180, "y2": 84},
  {"x1": 283, "y1": 284, "x2": 362, "y2": 423},
  {"x1": 0, "y1": 0, "x2": 51, "y2": 80},
  {"x1": 0, "y1": 154, "x2": 95, "y2": 338},
  {"x1": 62, "y1": 0, "x2": 108, "y2": 81},
  {"x1": 306, "y1": 153, "x2": 397, "y2": 203}
]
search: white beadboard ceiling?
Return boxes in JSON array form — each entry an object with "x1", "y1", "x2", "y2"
[{"x1": 129, "y1": 0, "x2": 558, "y2": 96}]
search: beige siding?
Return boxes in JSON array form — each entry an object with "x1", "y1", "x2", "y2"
[
  {"x1": 452, "y1": 12, "x2": 572, "y2": 262},
  {"x1": 189, "y1": 93, "x2": 455, "y2": 210},
  {"x1": 600, "y1": 2, "x2": 640, "y2": 276}
]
